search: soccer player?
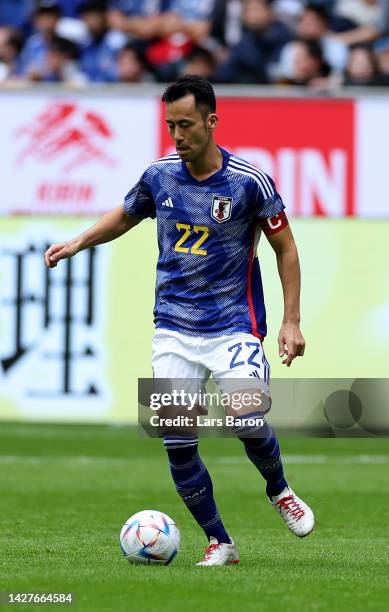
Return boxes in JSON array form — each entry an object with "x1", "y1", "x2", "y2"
[{"x1": 45, "y1": 75, "x2": 314, "y2": 566}]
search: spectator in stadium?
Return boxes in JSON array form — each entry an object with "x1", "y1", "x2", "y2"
[
  {"x1": 335, "y1": 0, "x2": 381, "y2": 30},
  {"x1": 343, "y1": 43, "x2": 382, "y2": 86},
  {"x1": 279, "y1": 37, "x2": 331, "y2": 86},
  {"x1": 213, "y1": 0, "x2": 293, "y2": 83},
  {"x1": 278, "y1": 3, "x2": 348, "y2": 79},
  {"x1": 107, "y1": 0, "x2": 162, "y2": 40},
  {"x1": 0, "y1": 26, "x2": 23, "y2": 81},
  {"x1": 209, "y1": 0, "x2": 243, "y2": 49},
  {"x1": 272, "y1": 0, "x2": 305, "y2": 30},
  {"x1": 18, "y1": 0, "x2": 62, "y2": 78},
  {"x1": 30, "y1": 34, "x2": 87, "y2": 83},
  {"x1": 3, "y1": 0, "x2": 388, "y2": 87},
  {"x1": 179, "y1": 46, "x2": 217, "y2": 79},
  {"x1": 142, "y1": 0, "x2": 216, "y2": 81},
  {"x1": 154, "y1": 0, "x2": 216, "y2": 45},
  {"x1": 78, "y1": 1, "x2": 121, "y2": 81},
  {"x1": 116, "y1": 42, "x2": 153, "y2": 82},
  {"x1": 374, "y1": 38, "x2": 389, "y2": 84},
  {"x1": 332, "y1": 0, "x2": 383, "y2": 46}
]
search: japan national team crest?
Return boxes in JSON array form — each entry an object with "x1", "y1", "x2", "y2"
[{"x1": 211, "y1": 195, "x2": 233, "y2": 223}]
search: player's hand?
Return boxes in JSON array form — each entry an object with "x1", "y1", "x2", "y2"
[
  {"x1": 44, "y1": 240, "x2": 80, "y2": 268},
  {"x1": 278, "y1": 323, "x2": 305, "y2": 367}
]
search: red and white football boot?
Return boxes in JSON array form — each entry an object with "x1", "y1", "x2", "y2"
[
  {"x1": 196, "y1": 537, "x2": 240, "y2": 566},
  {"x1": 271, "y1": 487, "x2": 315, "y2": 537}
]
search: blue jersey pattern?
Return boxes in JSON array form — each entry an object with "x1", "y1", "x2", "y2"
[{"x1": 123, "y1": 147, "x2": 285, "y2": 338}]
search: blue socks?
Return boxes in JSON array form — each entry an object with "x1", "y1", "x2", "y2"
[
  {"x1": 237, "y1": 419, "x2": 288, "y2": 498},
  {"x1": 164, "y1": 420, "x2": 287, "y2": 540},
  {"x1": 165, "y1": 438, "x2": 231, "y2": 544}
]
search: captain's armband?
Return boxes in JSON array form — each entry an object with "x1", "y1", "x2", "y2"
[{"x1": 259, "y1": 211, "x2": 289, "y2": 236}]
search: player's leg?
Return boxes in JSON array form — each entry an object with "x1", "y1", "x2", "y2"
[
  {"x1": 234, "y1": 412, "x2": 288, "y2": 498},
  {"x1": 232, "y1": 412, "x2": 314, "y2": 537},
  {"x1": 210, "y1": 333, "x2": 314, "y2": 537},
  {"x1": 208, "y1": 333, "x2": 288, "y2": 496},
  {"x1": 152, "y1": 330, "x2": 239, "y2": 564},
  {"x1": 164, "y1": 439, "x2": 238, "y2": 565}
]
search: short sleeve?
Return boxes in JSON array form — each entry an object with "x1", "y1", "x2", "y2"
[
  {"x1": 254, "y1": 173, "x2": 285, "y2": 220},
  {"x1": 123, "y1": 171, "x2": 156, "y2": 220}
]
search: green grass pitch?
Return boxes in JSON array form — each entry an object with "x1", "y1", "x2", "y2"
[{"x1": 1, "y1": 423, "x2": 389, "y2": 611}]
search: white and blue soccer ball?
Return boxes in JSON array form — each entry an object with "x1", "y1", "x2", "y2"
[{"x1": 120, "y1": 510, "x2": 180, "y2": 565}]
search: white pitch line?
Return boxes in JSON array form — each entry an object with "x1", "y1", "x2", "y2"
[
  {"x1": 0, "y1": 456, "x2": 130, "y2": 465},
  {"x1": 0, "y1": 455, "x2": 389, "y2": 465},
  {"x1": 211, "y1": 455, "x2": 389, "y2": 465}
]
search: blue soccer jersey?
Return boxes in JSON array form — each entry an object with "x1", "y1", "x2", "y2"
[{"x1": 123, "y1": 147, "x2": 286, "y2": 338}]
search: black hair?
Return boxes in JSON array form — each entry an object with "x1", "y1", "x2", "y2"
[
  {"x1": 78, "y1": 1, "x2": 107, "y2": 15},
  {"x1": 162, "y1": 75, "x2": 216, "y2": 114},
  {"x1": 48, "y1": 36, "x2": 79, "y2": 60},
  {"x1": 296, "y1": 38, "x2": 331, "y2": 76},
  {"x1": 186, "y1": 47, "x2": 216, "y2": 70},
  {"x1": 34, "y1": 1, "x2": 61, "y2": 17},
  {"x1": 298, "y1": 37, "x2": 324, "y2": 61},
  {"x1": 6, "y1": 31, "x2": 24, "y2": 55},
  {"x1": 119, "y1": 42, "x2": 148, "y2": 68},
  {"x1": 304, "y1": 3, "x2": 329, "y2": 25},
  {"x1": 349, "y1": 42, "x2": 374, "y2": 53}
]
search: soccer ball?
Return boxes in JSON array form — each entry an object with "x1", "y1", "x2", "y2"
[{"x1": 119, "y1": 510, "x2": 180, "y2": 565}]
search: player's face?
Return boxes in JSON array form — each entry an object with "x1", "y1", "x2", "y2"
[{"x1": 165, "y1": 94, "x2": 217, "y2": 162}]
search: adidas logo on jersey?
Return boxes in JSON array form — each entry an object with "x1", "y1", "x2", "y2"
[{"x1": 162, "y1": 197, "x2": 174, "y2": 208}]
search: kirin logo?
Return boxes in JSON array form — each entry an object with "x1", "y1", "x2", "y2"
[{"x1": 15, "y1": 101, "x2": 117, "y2": 172}]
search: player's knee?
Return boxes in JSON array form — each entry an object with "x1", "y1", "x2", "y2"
[{"x1": 232, "y1": 411, "x2": 267, "y2": 440}]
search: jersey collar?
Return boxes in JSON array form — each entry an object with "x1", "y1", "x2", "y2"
[{"x1": 181, "y1": 146, "x2": 230, "y2": 186}]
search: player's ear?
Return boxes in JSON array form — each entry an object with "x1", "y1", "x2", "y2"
[{"x1": 208, "y1": 113, "x2": 218, "y2": 130}]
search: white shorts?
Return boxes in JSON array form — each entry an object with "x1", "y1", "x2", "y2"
[{"x1": 151, "y1": 329, "x2": 270, "y2": 395}]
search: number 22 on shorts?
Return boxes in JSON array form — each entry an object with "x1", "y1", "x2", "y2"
[{"x1": 228, "y1": 342, "x2": 261, "y2": 369}]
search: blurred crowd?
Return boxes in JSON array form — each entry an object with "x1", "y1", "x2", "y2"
[{"x1": 1, "y1": 0, "x2": 389, "y2": 88}]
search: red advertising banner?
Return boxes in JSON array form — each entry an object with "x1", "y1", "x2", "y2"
[
  {"x1": 2, "y1": 92, "x2": 388, "y2": 217},
  {"x1": 160, "y1": 98, "x2": 355, "y2": 217}
]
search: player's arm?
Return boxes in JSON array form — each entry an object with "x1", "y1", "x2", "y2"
[
  {"x1": 107, "y1": 9, "x2": 160, "y2": 39},
  {"x1": 262, "y1": 217, "x2": 305, "y2": 367},
  {"x1": 156, "y1": 12, "x2": 211, "y2": 42},
  {"x1": 44, "y1": 206, "x2": 140, "y2": 268}
]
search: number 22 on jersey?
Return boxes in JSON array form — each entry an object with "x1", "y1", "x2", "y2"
[{"x1": 174, "y1": 223, "x2": 209, "y2": 256}]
